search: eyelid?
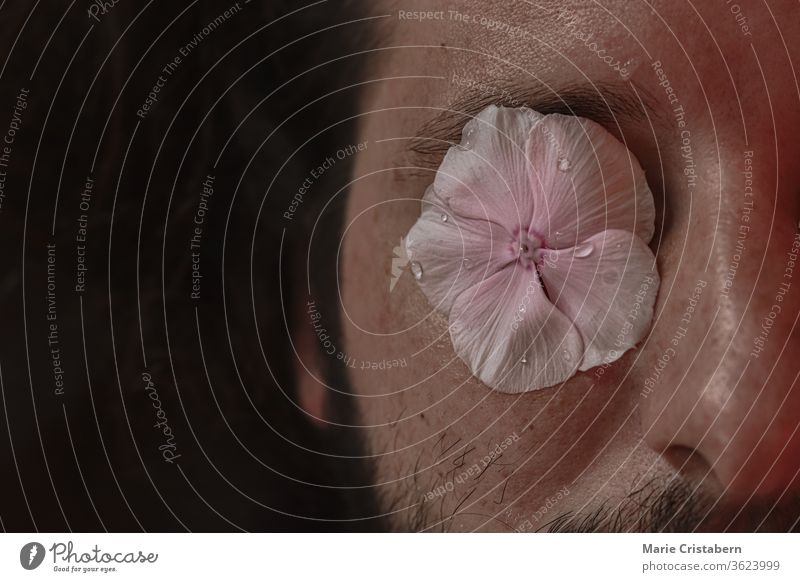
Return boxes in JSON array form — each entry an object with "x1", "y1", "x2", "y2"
[{"x1": 408, "y1": 81, "x2": 659, "y2": 171}]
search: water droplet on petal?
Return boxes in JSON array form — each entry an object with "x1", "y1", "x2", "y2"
[
  {"x1": 410, "y1": 261, "x2": 424, "y2": 281},
  {"x1": 441, "y1": 214, "x2": 448, "y2": 223},
  {"x1": 573, "y1": 243, "x2": 594, "y2": 258},
  {"x1": 520, "y1": 354, "x2": 528, "y2": 364},
  {"x1": 557, "y1": 157, "x2": 571, "y2": 172},
  {"x1": 562, "y1": 350, "x2": 572, "y2": 362},
  {"x1": 458, "y1": 125, "x2": 477, "y2": 150},
  {"x1": 462, "y1": 258, "x2": 473, "y2": 270}
]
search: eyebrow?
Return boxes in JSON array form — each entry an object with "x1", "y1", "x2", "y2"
[{"x1": 409, "y1": 81, "x2": 659, "y2": 170}]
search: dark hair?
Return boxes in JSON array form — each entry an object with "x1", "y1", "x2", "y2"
[{"x1": 0, "y1": 0, "x2": 383, "y2": 531}]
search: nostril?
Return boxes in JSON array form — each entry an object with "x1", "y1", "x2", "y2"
[{"x1": 661, "y1": 445, "x2": 723, "y2": 496}]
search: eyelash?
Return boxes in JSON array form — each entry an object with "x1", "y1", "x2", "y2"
[{"x1": 408, "y1": 95, "x2": 644, "y2": 175}]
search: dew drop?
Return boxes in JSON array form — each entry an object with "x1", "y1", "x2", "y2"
[
  {"x1": 520, "y1": 354, "x2": 528, "y2": 364},
  {"x1": 562, "y1": 350, "x2": 572, "y2": 362},
  {"x1": 573, "y1": 243, "x2": 594, "y2": 258},
  {"x1": 462, "y1": 258, "x2": 473, "y2": 270},
  {"x1": 410, "y1": 261, "x2": 424, "y2": 281},
  {"x1": 557, "y1": 157, "x2": 571, "y2": 172},
  {"x1": 458, "y1": 125, "x2": 477, "y2": 150},
  {"x1": 441, "y1": 213, "x2": 448, "y2": 223}
]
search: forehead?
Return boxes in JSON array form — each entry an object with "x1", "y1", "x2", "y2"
[
  {"x1": 391, "y1": 1, "x2": 635, "y2": 73},
  {"x1": 384, "y1": 0, "x2": 794, "y2": 90},
  {"x1": 369, "y1": 0, "x2": 800, "y2": 156}
]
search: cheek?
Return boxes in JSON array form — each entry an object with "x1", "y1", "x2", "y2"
[
  {"x1": 340, "y1": 161, "x2": 493, "y2": 426},
  {"x1": 340, "y1": 167, "x2": 437, "y2": 393},
  {"x1": 339, "y1": 162, "x2": 653, "y2": 499}
]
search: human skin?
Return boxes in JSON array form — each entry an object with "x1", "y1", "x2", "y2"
[{"x1": 305, "y1": 0, "x2": 800, "y2": 531}]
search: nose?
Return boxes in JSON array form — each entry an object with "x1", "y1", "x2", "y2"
[{"x1": 638, "y1": 146, "x2": 800, "y2": 502}]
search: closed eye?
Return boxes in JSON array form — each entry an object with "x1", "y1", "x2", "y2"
[{"x1": 407, "y1": 80, "x2": 662, "y2": 172}]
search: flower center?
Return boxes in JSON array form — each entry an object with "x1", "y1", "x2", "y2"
[{"x1": 513, "y1": 231, "x2": 545, "y2": 270}]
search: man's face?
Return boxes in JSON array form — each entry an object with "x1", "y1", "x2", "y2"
[{"x1": 336, "y1": 0, "x2": 800, "y2": 531}]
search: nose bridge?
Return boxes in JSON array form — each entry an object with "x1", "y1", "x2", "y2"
[{"x1": 639, "y1": 134, "x2": 800, "y2": 499}]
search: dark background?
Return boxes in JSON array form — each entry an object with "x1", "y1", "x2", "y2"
[{"x1": 0, "y1": 0, "x2": 381, "y2": 531}]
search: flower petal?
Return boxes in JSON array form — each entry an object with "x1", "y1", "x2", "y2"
[
  {"x1": 405, "y1": 186, "x2": 515, "y2": 316},
  {"x1": 538, "y1": 229, "x2": 659, "y2": 371},
  {"x1": 527, "y1": 114, "x2": 655, "y2": 247},
  {"x1": 432, "y1": 105, "x2": 544, "y2": 232},
  {"x1": 449, "y1": 265, "x2": 584, "y2": 393}
]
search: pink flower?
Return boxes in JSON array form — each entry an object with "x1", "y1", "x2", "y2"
[{"x1": 405, "y1": 105, "x2": 660, "y2": 393}]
